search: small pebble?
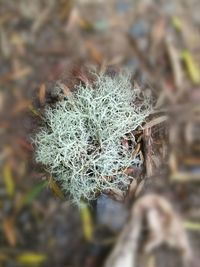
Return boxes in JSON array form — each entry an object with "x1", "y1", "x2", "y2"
[{"x1": 96, "y1": 194, "x2": 128, "y2": 232}]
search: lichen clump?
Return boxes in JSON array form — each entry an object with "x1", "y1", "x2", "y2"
[{"x1": 34, "y1": 73, "x2": 151, "y2": 205}]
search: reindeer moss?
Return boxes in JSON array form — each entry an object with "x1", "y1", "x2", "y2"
[{"x1": 34, "y1": 73, "x2": 151, "y2": 205}]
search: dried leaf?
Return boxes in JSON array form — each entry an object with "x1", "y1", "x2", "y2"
[
  {"x1": 184, "y1": 221, "x2": 200, "y2": 231},
  {"x1": 3, "y1": 217, "x2": 16, "y2": 247},
  {"x1": 38, "y1": 83, "x2": 46, "y2": 105},
  {"x1": 16, "y1": 253, "x2": 47, "y2": 266},
  {"x1": 49, "y1": 176, "x2": 65, "y2": 200},
  {"x1": 28, "y1": 104, "x2": 41, "y2": 117},
  {"x1": 80, "y1": 202, "x2": 93, "y2": 241},
  {"x1": 3, "y1": 163, "x2": 15, "y2": 197},
  {"x1": 171, "y1": 16, "x2": 182, "y2": 31},
  {"x1": 85, "y1": 41, "x2": 104, "y2": 64},
  {"x1": 169, "y1": 152, "x2": 178, "y2": 173},
  {"x1": 171, "y1": 171, "x2": 200, "y2": 182},
  {"x1": 181, "y1": 50, "x2": 200, "y2": 84}
]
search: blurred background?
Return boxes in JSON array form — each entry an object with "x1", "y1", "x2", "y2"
[{"x1": 0, "y1": 0, "x2": 200, "y2": 267}]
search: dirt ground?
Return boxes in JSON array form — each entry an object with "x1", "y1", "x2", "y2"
[{"x1": 0, "y1": 1, "x2": 200, "y2": 267}]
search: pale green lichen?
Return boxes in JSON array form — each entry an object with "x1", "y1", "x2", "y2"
[{"x1": 34, "y1": 72, "x2": 151, "y2": 205}]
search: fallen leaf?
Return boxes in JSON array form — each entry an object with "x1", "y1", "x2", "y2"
[
  {"x1": 3, "y1": 217, "x2": 17, "y2": 247},
  {"x1": 16, "y1": 253, "x2": 47, "y2": 266},
  {"x1": 80, "y1": 202, "x2": 93, "y2": 241},
  {"x1": 170, "y1": 171, "x2": 200, "y2": 182},
  {"x1": 28, "y1": 104, "x2": 41, "y2": 117},
  {"x1": 171, "y1": 16, "x2": 182, "y2": 31},
  {"x1": 3, "y1": 163, "x2": 15, "y2": 197},
  {"x1": 184, "y1": 221, "x2": 200, "y2": 231},
  {"x1": 181, "y1": 50, "x2": 200, "y2": 84},
  {"x1": 49, "y1": 176, "x2": 65, "y2": 200},
  {"x1": 38, "y1": 83, "x2": 46, "y2": 105},
  {"x1": 85, "y1": 41, "x2": 104, "y2": 64}
]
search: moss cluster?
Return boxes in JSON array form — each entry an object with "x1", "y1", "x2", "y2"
[{"x1": 34, "y1": 73, "x2": 151, "y2": 205}]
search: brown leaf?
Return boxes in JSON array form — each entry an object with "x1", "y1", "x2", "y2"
[
  {"x1": 85, "y1": 41, "x2": 104, "y2": 65},
  {"x1": 38, "y1": 83, "x2": 46, "y2": 105},
  {"x1": 3, "y1": 217, "x2": 17, "y2": 247},
  {"x1": 49, "y1": 176, "x2": 65, "y2": 200}
]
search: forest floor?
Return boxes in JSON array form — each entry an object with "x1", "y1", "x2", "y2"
[{"x1": 0, "y1": 1, "x2": 200, "y2": 267}]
